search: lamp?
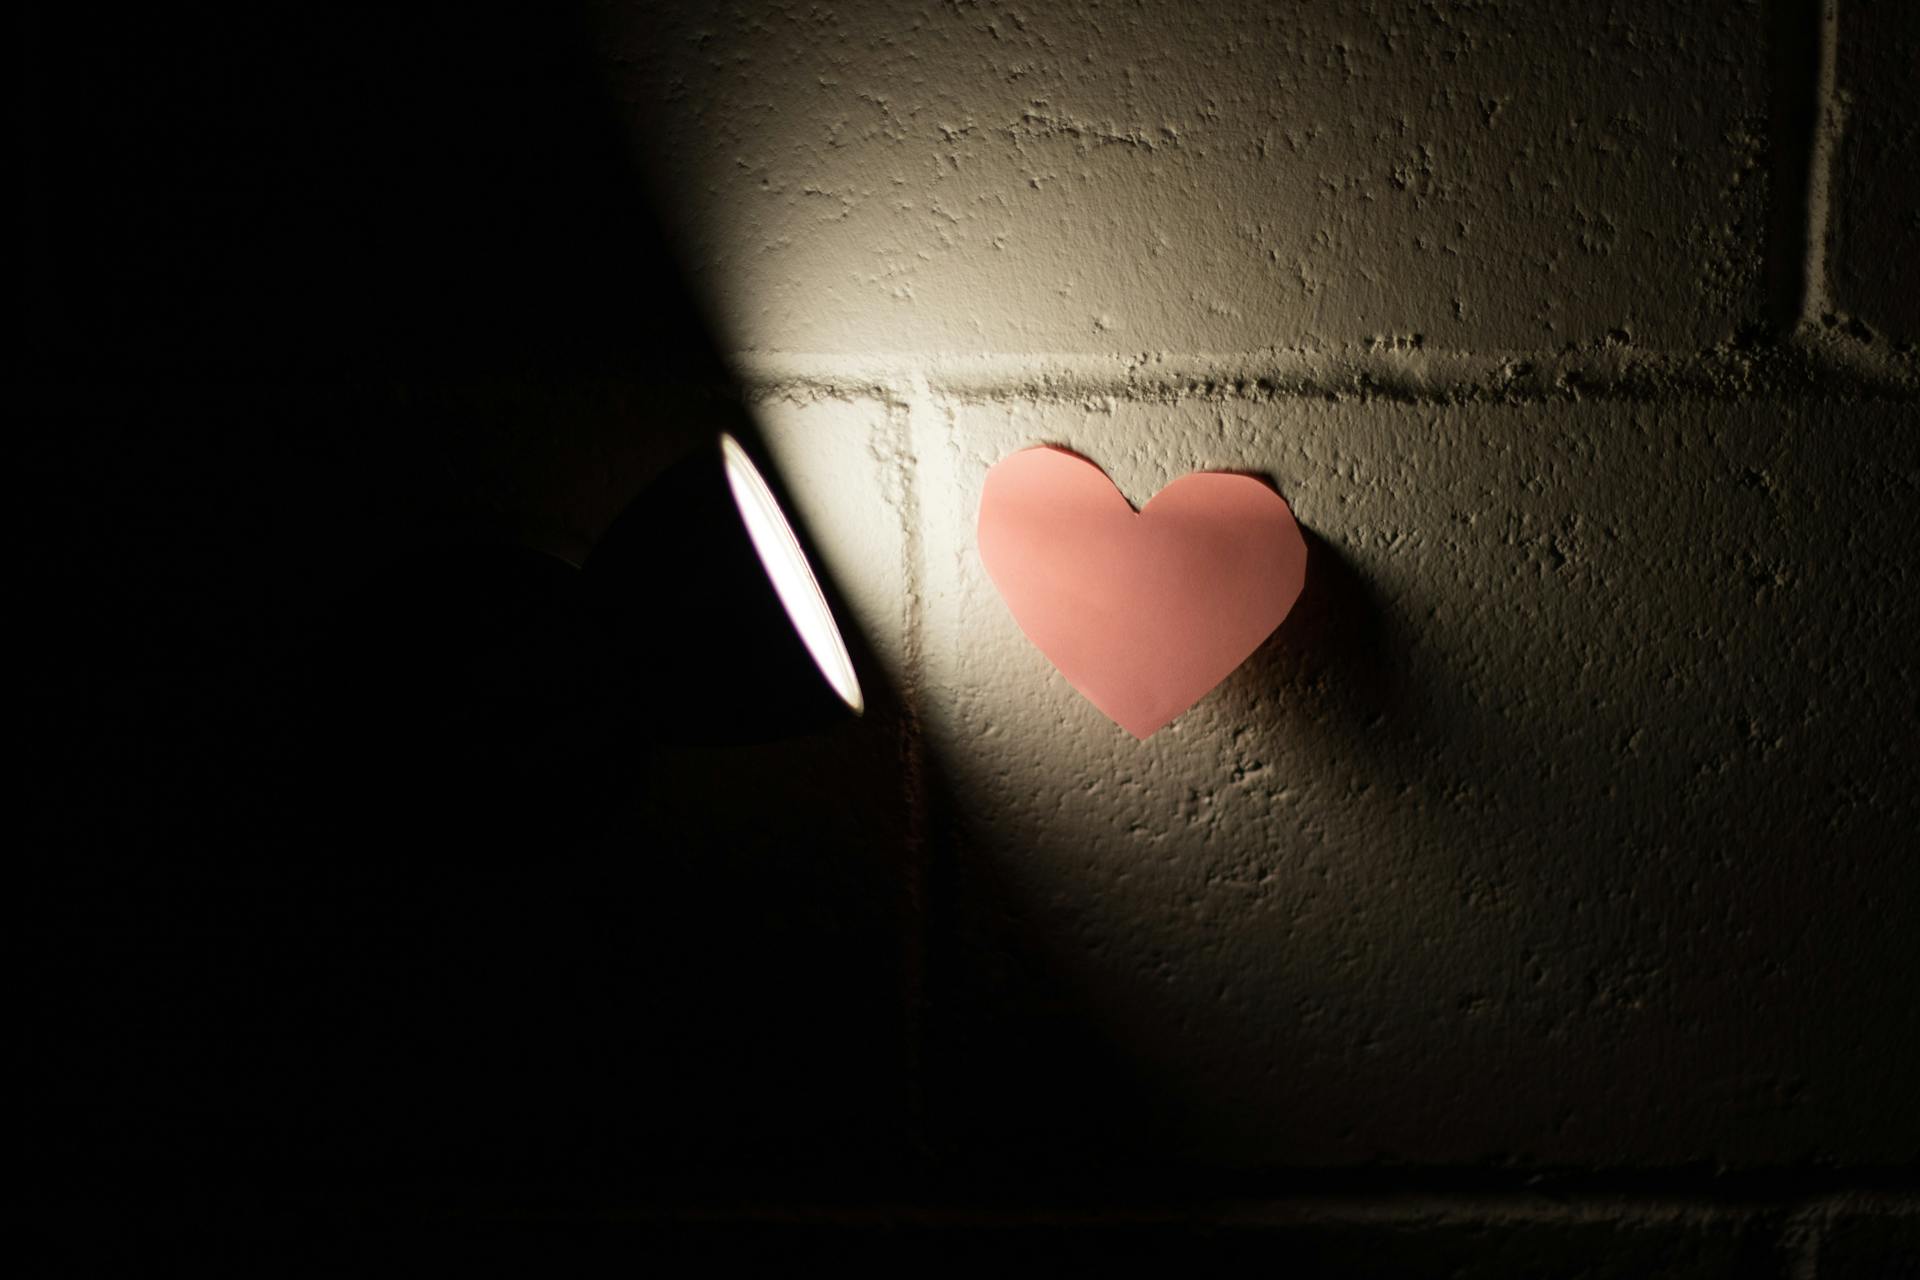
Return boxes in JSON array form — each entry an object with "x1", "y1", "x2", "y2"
[
  {"x1": 581, "y1": 431, "x2": 864, "y2": 742},
  {"x1": 325, "y1": 430, "x2": 862, "y2": 770},
  {"x1": 254, "y1": 430, "x2": 869, "y2": 1172}
]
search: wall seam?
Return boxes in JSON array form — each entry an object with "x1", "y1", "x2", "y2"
[
  {"x1": 880, "y1": 387, "x2": 932, "y2": 1163},
  {"x1": 739, "y1": 345, "x2": 1915, "y2": 409},
  {"x1": 1798, "y1": 0, "x2": 1844, "y2": 333},
  {"x1": 1783, "y1": 1198, "x2": 1827, "y2": 1280}
]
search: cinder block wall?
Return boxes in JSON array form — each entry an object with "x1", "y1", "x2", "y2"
[{"x1": 599, "y1": 0, "x2": 1920, "y2": 1267}]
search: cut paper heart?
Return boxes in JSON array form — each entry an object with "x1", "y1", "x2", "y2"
[{"x1": 978, "y1": 446, "x2": 1308, "y2": 739}]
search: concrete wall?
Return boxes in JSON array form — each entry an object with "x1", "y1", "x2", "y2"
[
  {"x1": 600, "y1": 0, "x2": 1918, "y2": 1267},
  {"x1": 22, "y1": 0, "x2": 1917, "y2": 1268}
]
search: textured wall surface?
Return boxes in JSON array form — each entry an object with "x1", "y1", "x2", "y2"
[
  {"x1": 603, "y1": 0, "x2": 1918, "y2": 1268},
  {"x1": 612, "y1": 0, "x2": 1774, "y2": 353},
  {"x1": 1829, "y1": 0, "x2": 1920, "y2": 344},
  {"x1": 23, "y1": 0, "x2": 1917, "y2": 1269}
]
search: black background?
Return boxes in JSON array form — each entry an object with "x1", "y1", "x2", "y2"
[{"x1": 20, "y1": 0, "x2": 907, "y2": 1230}]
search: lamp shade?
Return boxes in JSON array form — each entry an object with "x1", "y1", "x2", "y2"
[{"x1": 584, "y1": 432, "x2": 863, "y2": 742}]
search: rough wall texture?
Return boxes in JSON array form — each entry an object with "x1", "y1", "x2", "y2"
[
  {"x1": 913, "y1": 395, "x2": 1916, "y2": 1172},
  {"x1": 601, "y1": 0, "x2": 1918, "y2": 1268},
  {"x1": 24, "y1": 0, "x2": 1916, "y2": 1270},
  {"x1": 611, "y1": 0, "x2": 1773, "y2": 353},
  {"x1": 1829, "y1": 0, "x2": 1920, "y2": 345}
]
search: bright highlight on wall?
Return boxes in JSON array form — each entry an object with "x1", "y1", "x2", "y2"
[{"x1": 721, "y1": 432, "x2": 865, "y2": 716}]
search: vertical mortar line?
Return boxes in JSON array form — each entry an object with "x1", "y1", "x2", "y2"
[
  {"x1": 883, "y1": 373, "x2": 932, "y2": 1164},
  {"x1": 1765, "y1": 0, "x2": 1826, "y2": 335},
  {"x1": 1799, "y1": 0, "x2": 1843, "y2": 330},
  {"x1": 1782, "y1": 1198, "x2": 1827, "y2": 1280}
]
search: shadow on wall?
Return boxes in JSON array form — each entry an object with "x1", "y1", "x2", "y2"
[
  {"x1": 1258, "y1": 529, "x2": 1412, "y2": 740},
  {"x1": 22, "y1": 0, "x2": 916, "y2": 1196}
]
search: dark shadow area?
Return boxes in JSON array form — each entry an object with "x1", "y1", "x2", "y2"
[
  {"x1": 1763, "y1": 0, "x2": 1827, "y2": 336},
  {"x1": 1241, "y1": 527, "x2": 1411, "y2": 741},
  {"x1": 918, "y1": 774, "x2": 1190, "y2": 1187},
  {"x1": 21, "y1": 0, "x2": 915, "y2": 1217},
  {"x1": 15, "y1": 1204, "x2": 1801, "y2": 1275}
]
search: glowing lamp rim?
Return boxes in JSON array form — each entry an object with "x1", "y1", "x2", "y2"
[{"x1": 719, "y1": 432, "x2": 864, "y2": 717}]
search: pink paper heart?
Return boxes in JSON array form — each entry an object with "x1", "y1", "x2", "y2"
[{"x1": 978, "y1": 446, "x2": 1308, "y2": 739}]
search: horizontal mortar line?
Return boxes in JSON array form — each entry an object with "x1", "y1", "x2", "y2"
[
  {"x1": 562, "y1": 1197, "x2": 1779, "y2": 1228},
  {"x1": 735, "y1": 342, "x2": 1918, "y2": 406},
  {"x1": 62, "y1": 1183, "x2": 1920, "y2": 1225},
  {"x1": 412, "y1": 1186, "x2": 1920, "y2": 1229}
]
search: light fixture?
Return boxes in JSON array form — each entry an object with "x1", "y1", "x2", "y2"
[
  {"x1": 716, "y1": 433, "x2": 862, "y2": 718},
  {"x1": 325, "y1": 430, "x2": 861, "y2": 763},
  {"x1": 582, "y1": 431, "x2": 865, "y2": 741}
]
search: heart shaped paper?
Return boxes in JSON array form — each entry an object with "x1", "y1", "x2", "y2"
[{"x1": 978, "y1": 446, "x2": 1307, "y2": 739}]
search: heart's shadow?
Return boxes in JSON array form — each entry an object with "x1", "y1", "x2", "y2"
[{"x1": 1236, "y1": 525, "x2": 1411, "y2": 740}]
